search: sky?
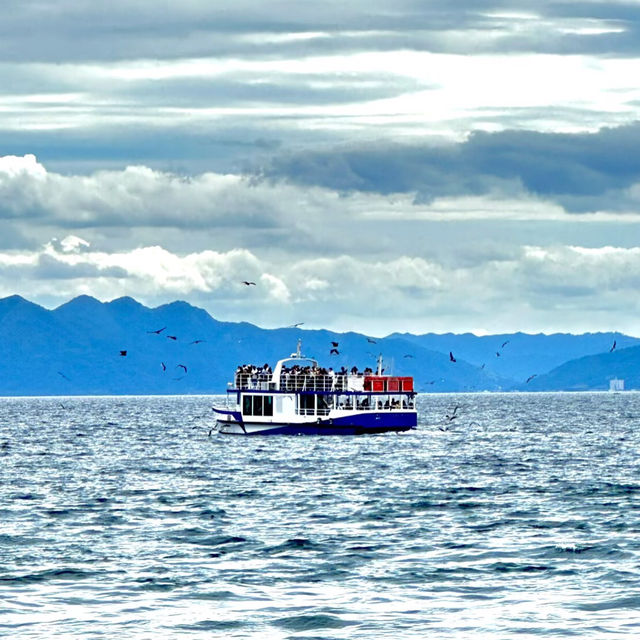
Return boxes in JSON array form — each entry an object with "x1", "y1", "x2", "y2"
[{"x1": 3, "y1": 0, "x2": 640, "y2": 336}]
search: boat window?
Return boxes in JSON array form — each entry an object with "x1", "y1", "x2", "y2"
[
  {"x1": 242, "y1": 394, "x2": 273, "y2": 416},
  {"x1": 300, "y1": 394, "x2": 315, "y2": 414}
]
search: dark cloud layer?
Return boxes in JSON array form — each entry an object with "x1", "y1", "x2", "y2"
[
  {"x1": 260, "y1": 122, "x2": 640, "y2": 212},
  {"x1": 3, "y1": 1, "x2": 640, "y2": 62}
]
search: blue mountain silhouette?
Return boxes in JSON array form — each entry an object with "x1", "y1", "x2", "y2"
[{"x1": 0, "y1": 295, "x2": 636, "y2": 394}]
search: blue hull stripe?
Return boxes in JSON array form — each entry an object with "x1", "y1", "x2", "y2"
[{"x1": 218, "y1": 412, "x2": 417, "y2": 436}]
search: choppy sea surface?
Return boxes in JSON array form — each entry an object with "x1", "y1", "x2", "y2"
[{"x1": 1, "y1": 393, "x2": 640, "y2": 639}]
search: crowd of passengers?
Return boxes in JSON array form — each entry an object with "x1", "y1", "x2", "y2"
[
  {"x1": 235, "y1": 363, "x2": 378, "y2": 389},
  {"x1": 281, "y1": 364, "x2": 375, "y2": 377},
  {"x1": 236, "y1": 363, "x2": 273, "y2": 377}
]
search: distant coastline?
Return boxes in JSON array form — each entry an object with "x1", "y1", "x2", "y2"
[{"x1": 0, "y1": 294, "x2": 637, "y2": 395}]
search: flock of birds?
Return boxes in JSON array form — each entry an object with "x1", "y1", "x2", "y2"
[
  {"x1": 55, "y1": 278, "x2": 623, "y2": 399},
  {"x1": 137, "y1": 326, "x2": 203, "y2": 380},
  {"x1": 57, "y1": 324, "x2": 207, "y2": 384},
  {"x1": 447, "y1": 337, "x2": 617, "y2": 387}
]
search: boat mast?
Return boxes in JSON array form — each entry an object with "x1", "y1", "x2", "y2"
[
  {"x1": 377, "y1": 353, "x2": 383, "y2": 375},
  {"x1": 291, "y1": 338, "x2": 303, "y2": 359}
]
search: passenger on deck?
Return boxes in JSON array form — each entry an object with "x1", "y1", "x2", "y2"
[{"x1": 328, "y1": 367, "x2": 336, "y2": 390}]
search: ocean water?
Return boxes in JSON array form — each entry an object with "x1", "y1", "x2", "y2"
[{"x1": 1, "y1": 393, "x2": 640, "y2": 639}]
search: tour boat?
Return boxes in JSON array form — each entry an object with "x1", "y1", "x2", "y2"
[{"x1": 212, "y1": 341, "x2": 417, "y2": 435}]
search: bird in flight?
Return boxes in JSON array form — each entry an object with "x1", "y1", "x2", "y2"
[
  {"x1": 331, "y1": 341, "x2": 339, "y2": 347},
  {"x1": 242, "y1": 281, "x2": 256, "y2": 286},
  {"x1": 177, "y1": 364, "x2": 188, "y2": 373},
  {"x1": 445, "y1": 405, "x2": 460, "y2": 422},
  {"x1": 120, "y1": 350, "x2": 127, "y2": 356},
  {"x1": 367, "y1": 338, "x2": 377, "y2": 344},
  {"x1": 190, "y1": 339, "x2": 206, "y2": 344},
  {"x1": 501, "y1": 340, "x2": 510, "y2": 348},
  {"x1": 147, "y1": 327, "x2": 166, "y2": 335},
  {"x1": 496, "y1": 351, "x2": 501, "y2": 357},
  {"x1": 610, "y1": 340, "x2": 617, "y2": 352},
  {"x1": 403, "y1": 354, "x2": 414, "y2": 358},
  {"x1": 526, "y1": 374, "x2": 537, "y2": 383},
  {"x1": 439, "y1": 406, "x2": 460, "y2": 431},
  {"x1": 330, "y1": 348, "x2": 339, "y2": 355},
  {"x1": 288, "y1": 322, "x2": 304, "y2": 328},
  {"x1": 167, "y1": 335, "x2": 177, "y2": 341},
  {"x1": 57, "y1": 371, "x2": 70, "y2": 381},
  {"x1": 449, "y1": 351, "x2": 456, "y2": 362},
  {"x1": 480, "y1": 363, "x2": 485, "y2": 369},
  {"x1": 161, "y1": 362, "x2": 166, "y2": 371}
]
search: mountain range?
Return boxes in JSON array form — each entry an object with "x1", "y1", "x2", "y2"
[{"x1": 0, "y1": 294, "x2": 637, "y2": 395}]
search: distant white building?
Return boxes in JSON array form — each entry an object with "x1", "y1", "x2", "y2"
[{"x1": 609, "y1": 378, "x2": 625, "y2": 392}]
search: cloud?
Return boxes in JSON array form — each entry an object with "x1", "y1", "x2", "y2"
[
  {"x1": 3, "y1": 1, "x2": 640, "y2": 63},
  {"x1": 260, "y1": 122, "x2": 640, "y2": 213},
  {"x1": 0, "y1": 154, "x2": 292, "y2": 230},
  {"x1": 2, "y1": 152, "x2": 640, "y2": 272},
  {"x1": 1, "y1": 2, "x2": 640, "y2": 168},
  {"x1": 3, "y1": 239, "x2": 640, "y2": 334}
]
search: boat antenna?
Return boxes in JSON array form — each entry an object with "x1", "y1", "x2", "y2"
[
  {"x1": 291, "y1": 338, "x2": 303, "y2": 359},
  {"x1": 377, "y1": 353, "x2": 383, "y2": 375}
]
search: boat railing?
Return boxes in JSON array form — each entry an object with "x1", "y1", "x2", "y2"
[
  {"x1": 298, "y1": 407, "x2": 331, "y2": 416},
  {"x1": 233, "y1": 372, "x2": 416, "y2": 397},
  {"x1": 336, "y1": 400, "x2": 415, "y2": 411},
  {"x1": 279, "y1": 374, "x2": 350, "y2": 392},
  {"x1": 234, "y1": 372, "x2": 273, "y2": 390},
  {"x1": 234, "y1": 372, "x2": 370, "y2": 392}
]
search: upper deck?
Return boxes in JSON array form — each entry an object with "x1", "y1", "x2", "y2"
[
  {"x1": 234, "y1": 371, "x2": 356, "y2": 392},
  {"x1": 230, "y1": 340, "x2": 414, "y2": 395}
]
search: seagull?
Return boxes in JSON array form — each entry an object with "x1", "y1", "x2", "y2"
[
  {"x1": 167, "y1": 335, "x2": 177, "y2": 341},
  {"x1": 501, "y1": 340, "x2": 510, "y2": 348},
  {"x1": 120, "y1": 350, "x2": 127, "y2": 356},
  {"x1": 526, "y1": 374, "x2": 537, "y2": 383},
  {"x1": 147, "y1": 327, "x2": 166, "y2": 334},
  {"x1": 439, "y1": 406, "x2": 459, "y2": 431},
  {"x1": 610, "y1": 340, "x2": 617, "y2": 352},
  {"x1": 242, "y1": 281, "x2": 256, "y2": 286},
  {"x1": 496, "y1": 351, "x2": 501, "y2": 357},
  {"x1": 449, "y1": 351, "x2": 456, "y2": 362},
  {"x1": 445, "y1": 405, "x2": 460, "y2": 422},
  {"x1": 330, "y1": 348, "x2": 339, "y2": 355},
  {"x1": 288, "y1": 322, "x2": 304, "y2": 328},
  {"x1": 190, "y1": 339, "x2": 206, "y2": 344},
  {"x1": 57, "y1": 371, "x2": 70, "y2": 381},
  {"x1": 161, "y1": 362, "x2": 166, "y2": 371},
  {"x1": 403, "y1": 354, "x2": 414, "y2": 358},
  {"x1": 331, "y1": 341, "x2": 339, "y2": 347},
  {"x1": 367, "y1": 338, "x2": 377, "y2": 344},
  {"x1": 177, "y1": 364, "x2": 188, "y2": 373}
]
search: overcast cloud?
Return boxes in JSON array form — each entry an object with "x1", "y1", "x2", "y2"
[{"x1": 2, "y1": 1, "x2": 640, "y2": 333}]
